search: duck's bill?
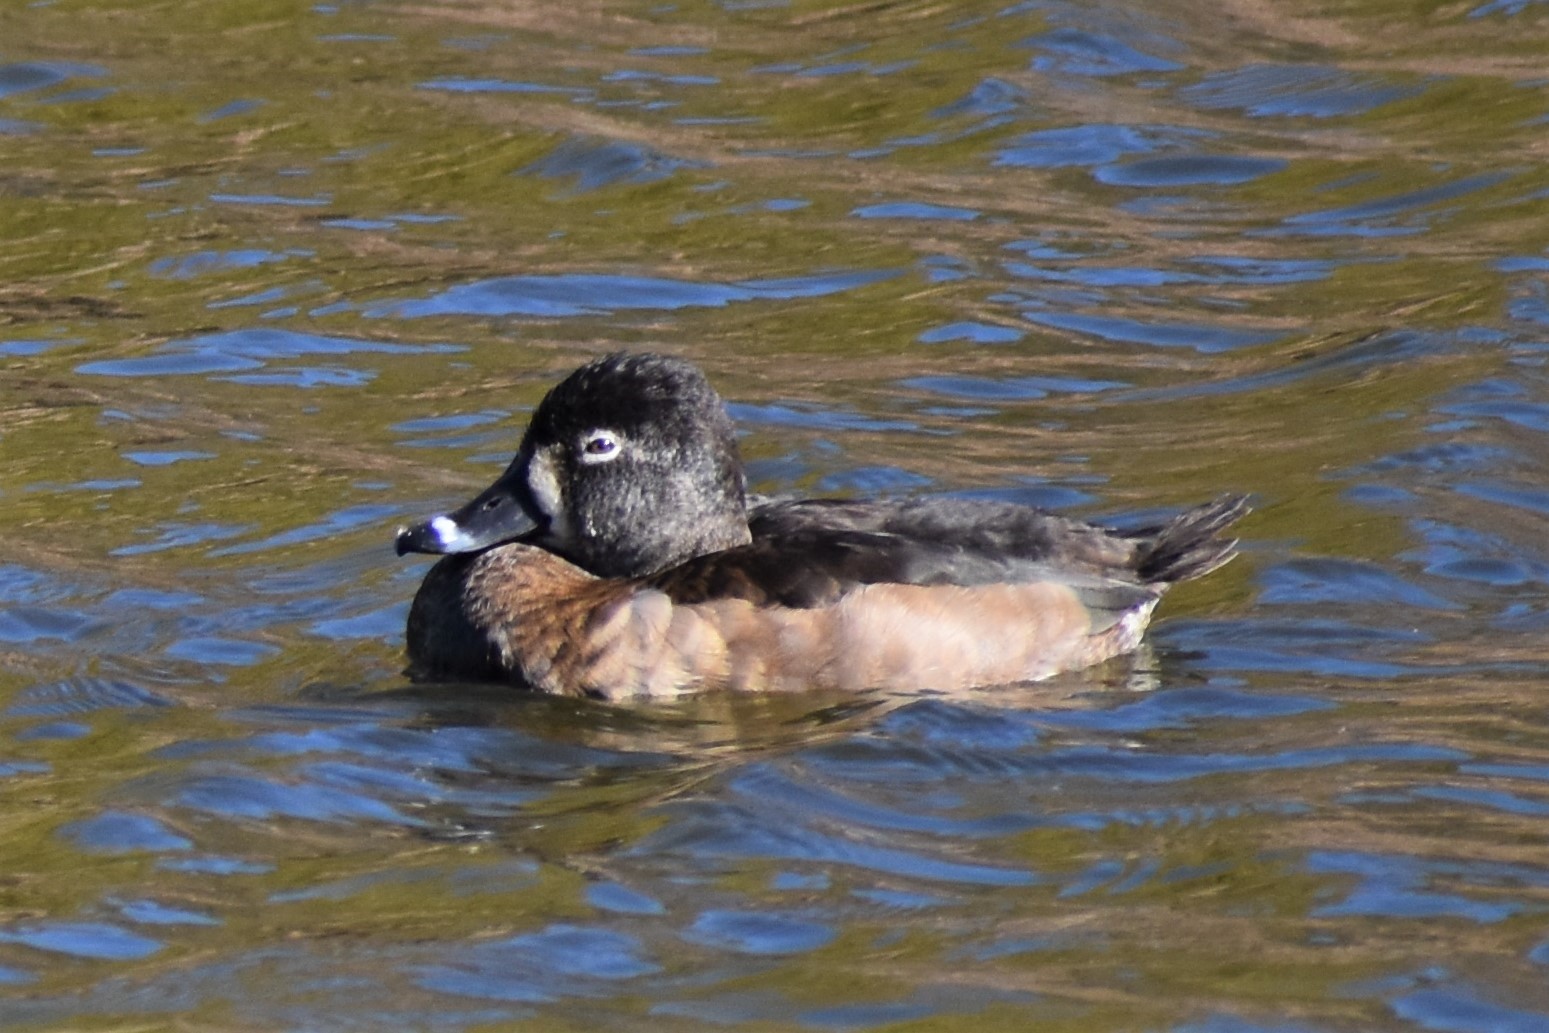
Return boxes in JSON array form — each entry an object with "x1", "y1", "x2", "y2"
[{"x1": 395, "y1": 472, "x2": 540, "y2": 556}]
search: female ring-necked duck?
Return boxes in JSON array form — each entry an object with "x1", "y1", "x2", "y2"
[{"x1": 396, "y1": 353, "x2": 1248, "y2": 699}]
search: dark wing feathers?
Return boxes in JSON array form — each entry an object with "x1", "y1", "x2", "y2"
[
  {"x1": 647, "y1": 530, "x2": 889, "y2": 608},
  {"x1": 648, "y1": 494, "x2": 1249, "y2": 610},
  {"x1": 750, "y1": 497, "x2": 1136, "y2": 569},
  {"x1": 1131, "y1": 493, "x2": 1250, "y2": 584}
]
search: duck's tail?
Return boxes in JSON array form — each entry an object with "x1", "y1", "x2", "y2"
[{"x1": 1133, "y1": 494, "x2": 1251, "y2": 586}]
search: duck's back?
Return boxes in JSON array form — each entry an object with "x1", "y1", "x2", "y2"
[{"x1": 652, "y1": 495, "x2": 1244, "y2": 614}]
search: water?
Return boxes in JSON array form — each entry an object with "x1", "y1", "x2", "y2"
[{"x1": 3, "y1": 0, "x2": 1548, "y2": 1028}]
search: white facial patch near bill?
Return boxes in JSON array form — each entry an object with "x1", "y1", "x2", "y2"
[{"x1": 526, "y1": 447, "x2": 572, "y2": 541}]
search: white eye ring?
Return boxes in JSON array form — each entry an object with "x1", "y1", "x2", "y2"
[{"x1": 579, "y1": 429, "x2": 621, "y2": 464}]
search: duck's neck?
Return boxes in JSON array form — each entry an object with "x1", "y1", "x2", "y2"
[{"x1": 570, "y1": 504, "x2": 752, "y2": 579}]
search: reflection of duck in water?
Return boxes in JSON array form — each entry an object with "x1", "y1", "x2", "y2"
[{"x1": 396, "y1": 353, "x2": 1248, "y2": 699}]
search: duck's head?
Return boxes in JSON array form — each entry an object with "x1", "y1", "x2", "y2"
[{"x1": 395, "y1": 353, "x2": 752, "y2": 578}]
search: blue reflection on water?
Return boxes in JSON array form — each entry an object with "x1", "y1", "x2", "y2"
[
  {"x1": 996, "y1": 123, "x2": 1195, "y2": 167},
  {"x1": 209, "y1": 502, "x2": 400, "y2": 556},
  {"x1": 419, "y1": 77, "x2": 590, "y2": 97},
  {"x1": 209, "y1": 193, "x2": 331, "y2": 207},
  {"x1": 1095, "y1": 154, "x2": 1286, "y2": 187},
  {"x1": 60, "y1": 812, "x2": 193, "y2": 855},
  {"x1": 365, "y1": 268, "x2": 899, "y2": 318},
  {"x1": 683, "y1": 909, "x2": 833, "y2": 955},
  {"x1": 1022, "y1": 310, "x2": 1279, "y2": 352},
  {"x1": 174, "y1": 772, "x2": 424, "y2": 824},
  {"x1": 199, "y1": 98, "x2": 265, "y2": 121},
  {"x1": 76, "y1": 329, "x2": 459, "y2": 380},
  {"x1": 917, "y1": 321, "x2": 1023, "y2": 344},
  {"x1": 1180, "y1": 64, "x2": 1422, "y2": 118},
  {"x1": 640, "y1": 797, "x2": 1039, "y2": 885},
  {"x1": 416, "y1": 925, "x2": 659, "y2": 1002},
  {"x1": 1033, "y1": 686, "x2": 1333, "y2": 732},
  {"x1": 852, "y1": 201, "x2": 981, "y2": 220},
  {"x1": 1020, "y1": 28, "x2": 1183, "y2": 76},
  {"x1": 149, "y1": 249, "x2": 305, "y2": 279},
  {"x1": 0, "y1": 61, "x2": 106, "y2": 99},
  {"x1": 116, "y1": 900, "x2": 221, "y2": 927},
  {"x1": 1274, "y1": 171, "x2": 1515, "y2": 237},
  {"x1": 902, "y1": 372, "x2": 1125, "y2": 399},
  {"x1": 1307, "y1": 851, "x2": 1532, "y2": 923},
  {"x1": 0, "y1": 922, "x2": 163, "y2": 961},
  {"x1": 1393, "y1": 988, "x2": 1549, "y2": 1033},
  {"x1": 521, "y1": 137, "x2": 709, "y2": 192},
  {"x1": 1259, "y1": 558, "x2": 1462, "y2": 610},
  {"x1": 5, "y1": 677, "x2": 171, "y2": 717}
]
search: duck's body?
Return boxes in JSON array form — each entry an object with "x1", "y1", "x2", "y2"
[{"x1": 396, "y1": 354, "x2": 1248, "y2": 699}]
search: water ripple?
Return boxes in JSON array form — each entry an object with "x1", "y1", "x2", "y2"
[
  {"x1": 365, "y1": 269, "x2": 898, "y2": 319},
  {"x1": 1180, "y1": 64, "x2": 1422, "y2": 118},
  {"x1": 5, "y1": 0, "x2": 1549, "y2": 1027}
]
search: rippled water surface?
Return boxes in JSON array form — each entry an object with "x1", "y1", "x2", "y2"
[{"x1": 4, "y1": 0, "x2": 1549, "y2": 1028}]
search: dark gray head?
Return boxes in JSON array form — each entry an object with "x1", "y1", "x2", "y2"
[{"x1": 395, "y1": 353, "x2": 752, "y2": 578}]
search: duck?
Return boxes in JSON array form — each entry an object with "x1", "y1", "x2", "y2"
[{"x1": 394, "y1": 352, "x2": 1248, "y2": 699}]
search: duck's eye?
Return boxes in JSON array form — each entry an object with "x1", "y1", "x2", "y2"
[{"x1": 579, "y1": 430, "x2": 620, "y2": 464}]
